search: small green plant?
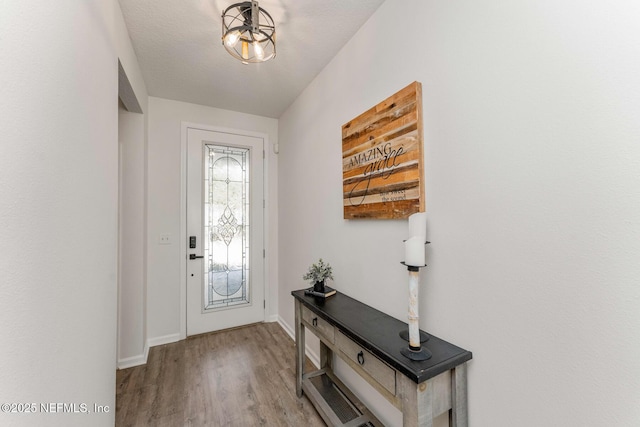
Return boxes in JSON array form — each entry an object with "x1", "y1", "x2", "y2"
[{"x1": 303, "y1": 258, "x2": 334, "y2": 284}]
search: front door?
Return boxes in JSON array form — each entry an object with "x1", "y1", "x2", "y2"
[{"x1": 186, "y1": 127, "x2": 264, "y2": 336}]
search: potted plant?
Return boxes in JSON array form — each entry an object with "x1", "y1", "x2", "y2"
[{"x1": 303, "y1": 258, "x2": 333, "y2": 293}]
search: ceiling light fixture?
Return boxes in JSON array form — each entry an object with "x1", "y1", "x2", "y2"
[{"x1": 222, "y1": 1, "x2": 276, "y2": 64}]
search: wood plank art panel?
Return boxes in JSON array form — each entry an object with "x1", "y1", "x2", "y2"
[{"x1": 342, "y1": 81, "x2": 425, "y2": 219}]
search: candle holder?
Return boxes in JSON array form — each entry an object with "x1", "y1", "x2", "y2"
[
  {"x1": 399, "y1": 239, "x2": 430, "y2": 343},
  {"x1": 399, "y1": 251, "x2": 432, "y2": 361}
]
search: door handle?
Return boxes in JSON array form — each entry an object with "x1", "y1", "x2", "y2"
[
  {"x1": 189, "y1": 254, "x2": 204, "y2": 260},
  {"x1": 357, "y1": 351, "x2": 365, "y2": 365}
]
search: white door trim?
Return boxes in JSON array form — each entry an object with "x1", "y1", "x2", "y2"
[{"x1": 180, "y1": 122, "x2": 269, "y2": 340}]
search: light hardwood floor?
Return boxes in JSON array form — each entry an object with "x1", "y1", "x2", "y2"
[{"x1": 116, "y1": 322, "x2": 326, "y2": 426}]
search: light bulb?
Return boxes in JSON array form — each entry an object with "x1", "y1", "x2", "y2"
[
  {"x1": 241, "y1": 41, "x2": 249, "y2": 60},
  {"x1": 224, "y1": 30, "x2": 240, "y2": 48},
  {"x1": 254, "y1": 42, "x2": 264, "y2": 60}
]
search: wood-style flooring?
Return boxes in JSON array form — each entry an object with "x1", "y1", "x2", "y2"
[{"x1": 116, "y1": 322, "x2": 325, "y2": 426}]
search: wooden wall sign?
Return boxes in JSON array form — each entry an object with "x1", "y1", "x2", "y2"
[{"x1": 342, "y1": 82, "x2": 425, "y2": 219}]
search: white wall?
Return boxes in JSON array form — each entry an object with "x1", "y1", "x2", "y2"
[
  {"x1": 0, "y1": 1, "x2": 119, "y2": 426},
  {"x1": 114, "y1": 1, "x2": 148, "y2": 114},
  {"x1": 118, "y1": 102, "x2": 147, "y2": 367},
  {"x1": 147, "y1": 97, "x2": 279, "y2": 343},
  {"x1": 278, "y1": 0, "x2": 640, "y2": 426},
  {"x1": 115, "y1": 0, "x2": 150, "y2": 368}
]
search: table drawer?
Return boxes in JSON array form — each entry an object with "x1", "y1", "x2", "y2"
[
  {"x1": 336, "y1": 332, "x2": 396, "y2": 396},
  {"x1": 301, "y1": 306, "x2": 335, "y2": 344}
]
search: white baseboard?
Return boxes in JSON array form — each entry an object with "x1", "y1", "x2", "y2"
[
  {"x1": 117, "y1": 333, "x2": 180, "y2": 369},
  {"x1": 147, "y1": 333, "x2": 181, "y2": 348},
  {"x1": 277, "y1": 315, "x2": 295, "y2": 338},
  {"x1": 117, "y1": 352, "x2": 147, "y2": 370},
  {"x1": 277, "y1": 315, "x2": 319, "y2": 368},
  {"x1": 266, "y1": 314, "x2": 279, "y2": 323}
]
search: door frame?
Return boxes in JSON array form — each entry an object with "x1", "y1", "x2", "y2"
[{"x1": 180, "y1": 122, "x2": 269, "y2": 340}]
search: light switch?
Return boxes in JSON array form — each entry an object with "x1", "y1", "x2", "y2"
[{"x1": 158, "y1": 233, "x2": 172, "y2": 245}]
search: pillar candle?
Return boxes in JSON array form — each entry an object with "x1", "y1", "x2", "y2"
[
  {"x1": 408, "y1": 212, "x2": 427, "y2": 238},
  {"x1": 404, "y1": 236, "x2": 425, "y2": 267}
]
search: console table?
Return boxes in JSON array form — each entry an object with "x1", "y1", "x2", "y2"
[{"x1": 292, "y1": 290, "x2": 472, "y2": 427}]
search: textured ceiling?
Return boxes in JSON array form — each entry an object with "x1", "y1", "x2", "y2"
[{"x1": 118, "y1": 0, "x2": 386, "y2": 118}]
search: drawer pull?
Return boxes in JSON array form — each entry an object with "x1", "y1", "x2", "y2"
[
  {"x1": 312, "y1": 317, "x2": 318, "y2": 327},
  {"x1": 357, "y1": 351, "x2": 365, "y2": 365}
]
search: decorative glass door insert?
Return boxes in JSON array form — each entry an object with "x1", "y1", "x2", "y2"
[{"x1": 203, "y1": 144, "x2": 250, "y2": 310}]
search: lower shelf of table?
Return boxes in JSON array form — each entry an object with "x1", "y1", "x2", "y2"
[{"x1": 302, "y1": 369, "x2": 383, "y2": 427}]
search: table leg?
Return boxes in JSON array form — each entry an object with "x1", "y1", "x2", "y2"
[
  {"x1": 294, "y1": 300, "x2": 305, "y2": 398},
  {"x1": 399, "y1": 374, "x2": 434, "y2": 427},
  {"x1": 449, "y1": 362, "x2": 468, "y2": 427}
]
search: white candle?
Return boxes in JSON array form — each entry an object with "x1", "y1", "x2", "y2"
[
  {"x1": 408, "y1": 212, "x2": 427, "y2": 238},
  {"x1": 404, "y1": 236, "x2": 425, "y2": 267}
]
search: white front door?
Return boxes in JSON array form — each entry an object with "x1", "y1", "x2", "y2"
[{"x1": 186, "y1": 127, "x2": 264, "y2": 336}]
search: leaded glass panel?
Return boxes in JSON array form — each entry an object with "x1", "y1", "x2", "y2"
[{"x1": 203, "y1": 144, "x2": 250, "y2": 310}]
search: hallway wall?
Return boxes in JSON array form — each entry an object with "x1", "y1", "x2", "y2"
[
  {"x1": 146, "y1": 97, "x2": 279, "y2": 343},
  {"x1": 0, "y1": 1, "x2": 122, "y2": 425},
  {"x1": 114, "y1": 0, "x2": 150, "y2": 369},
  {"x1": 278, "y1": 0, "x2": 640, "y2": 425}
]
